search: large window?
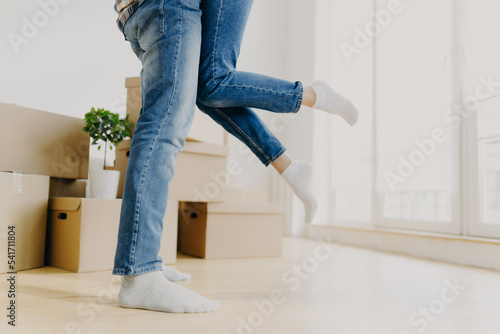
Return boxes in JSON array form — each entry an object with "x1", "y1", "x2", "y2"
[{"x1": 315, "y1": 0, "x2": 500, "y2": 238}]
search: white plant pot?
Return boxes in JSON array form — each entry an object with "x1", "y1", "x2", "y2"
[{"x1": 89, "y1": 170, "x2": 120, "y2": 199}]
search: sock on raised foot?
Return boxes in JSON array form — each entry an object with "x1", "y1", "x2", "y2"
[
  {"x1": 162, "y1": 264, "x2": 191, "y2": 282},
  {"x1": 118, "y1": 271, "x2": 220, "y2": 313},
  {"x1": 281, "y1": 160, "x2": 318, "y2": 223},
  {"x1": 310, "y1": 80, "x2": 359, "y2": 126}
]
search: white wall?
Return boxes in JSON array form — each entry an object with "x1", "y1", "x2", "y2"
[
  {"x1": 282, "y1": 0, "x2": 318, "y2": 236},
  {"x1": 0, "y1": 0, "x2": 141, "y2": 118}
]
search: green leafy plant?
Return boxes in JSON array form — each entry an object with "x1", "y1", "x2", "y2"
[{"x1": 82, "y1": 107, "x2": 135, "y2": 170}]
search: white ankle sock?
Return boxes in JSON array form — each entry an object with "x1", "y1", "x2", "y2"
[
  {"x1": 162, "y1": 264, "x2": 191, "y2": 281},
  {"x1": 281, "y1": 160, "x2": 318, "y2": 222},
  {"x1": 310, "y1": 80, "x2": 359, "y2": 126},
  {"x1": 118, "y1": 271, "x2": 220, "y2": 313}
]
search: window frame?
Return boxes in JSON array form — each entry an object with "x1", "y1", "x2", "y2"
[{"x1": 466, "y1": 95, "x2": 500, "y2": 239}]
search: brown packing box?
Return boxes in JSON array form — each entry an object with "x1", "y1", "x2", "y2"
[
  {"x1": 126, "y1": 77, "x2": 227, "y2": 145},
  {"x1": 0, "y1": 172, "x2": 49, "y2": 274},
  {"x1": 0, "y1": 102, "x2": 89, "y2": 179},
  {"x1": 46, "y1": 198, "x2": 178, "y2": 272},
  {"x1": 115, "y1": 140, "x2": 228, "y2": 202},
  {"x1": 125, "y1": 77, "x2": 142, "y2": 129},
  {"x1": 178, "y1": 202, "x2": 283, "y2": 259}
]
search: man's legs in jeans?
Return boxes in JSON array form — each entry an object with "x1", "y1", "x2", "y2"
[{"x1": 113, "y1": 0, "x2": 219, "y2": 313}]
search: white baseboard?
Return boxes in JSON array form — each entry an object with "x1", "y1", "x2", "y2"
[{"x1": 306, "y1": 223, "x2": 500, "y2": 271}]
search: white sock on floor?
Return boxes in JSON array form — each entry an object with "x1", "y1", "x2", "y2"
[
  {"x1": 281, "y1": 160, "x2": 318, "y2": 223},
  {"x1": 310, "y1": 80, "x2": 359, "y2": 126},
  {"x1": 118, "y1": 271, "x2": 220, "y2": 313},
  {"x1": 162, "y1": 264, "x2": 191, "y2": 282}
]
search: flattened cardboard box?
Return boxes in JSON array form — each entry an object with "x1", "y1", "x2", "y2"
[
  {"x1": 0, "y1": 172, "x2": 49, "y2": 274},
  {"x1": 179, "y1": 202, "x2": 283, "y2": 259},
  {"x1": 126, "y1": 77, "x2": 227, "y2": 145},
  {"x1": 0, "y1": 102, "x2": 89, "y2": 179},
  {"x1": 46, "y1": 198, "x2": 178, "y2": 272},
  {"x1": 115, "y1": 140, "x2": 228, "y2": 202}
]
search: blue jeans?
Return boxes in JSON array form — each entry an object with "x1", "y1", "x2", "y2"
[{"x1": 113, "y1": 0, "x2": 303, "y2": 275}]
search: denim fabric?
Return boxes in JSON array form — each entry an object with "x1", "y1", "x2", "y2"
[
  {"x1": 196, "y1": 0, "x2": 302, "y2": 165},
  {"x1": 113, "y1": 0, "x2": 302, "y2": 275}
]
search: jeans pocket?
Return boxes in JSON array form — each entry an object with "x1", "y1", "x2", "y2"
[{"x1": 124, "y1": 0, "x2": 165, "y2": 51}]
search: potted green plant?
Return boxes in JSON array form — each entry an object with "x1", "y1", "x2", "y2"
[{"x1": 83, "y1": 107, "x2": 134, "y2": 199}]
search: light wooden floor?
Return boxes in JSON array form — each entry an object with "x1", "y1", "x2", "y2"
[{"x1": 1, "y1": 237, "x2": 500, "y2": 334}]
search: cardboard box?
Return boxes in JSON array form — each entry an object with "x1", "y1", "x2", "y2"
[
  {"x1": 245, "y1": 189, "x2": 270, "y2": 204},
  {"x1": 0, "y1": 103, "x2": 89, "y2": 179},
  {"x1": 223, "y1": 187, "x2": 246, "y2": 204},
  {"x1": 115, "y1": 140, "x2": 228, "y2": 202},
  {"x1": 224, "y1": 187, "x2": 270, "y2": 204},
  {"x1": 0, "y1": 172, "x2": 49, "y2": 273},
  {"x1": 178, "y1": 202, "x2": 283, "y2": 259},
  {"x1": 49, "y1": 178, "x2": 87, "y2": 198},
  {"x1": 125, "y1": 77, "x2": 142, "y2": 130},
  {"x1": 126, "y1": 77, "x2": 227, "y2": 145},
  {"x1": 45, "y1": 198, "x2": 178, "y2": 272}
]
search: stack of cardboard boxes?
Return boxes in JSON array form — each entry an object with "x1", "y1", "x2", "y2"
[
  {"x1": 0, "y1": 77, "x2": 283, "y2": 274},
  {"x1": 0, "y1": 102, "x2": 88, "y2": 273},
  {"x1": 0, "y1": 102, "x2": 178, "y2": 273}
]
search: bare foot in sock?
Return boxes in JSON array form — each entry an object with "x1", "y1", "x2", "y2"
[
  {"x1": 281, "y1": 160, "x2": 318, "y2": 222},
  {"x1": 310, "y1": 80, "x2": 359, "y2": 126},
  {"x1": 118, "y1": 271, "x2": 220, "y2": 313},
  {"x1": 162, "y1": 264, "x2": 191, "y2": 281}
]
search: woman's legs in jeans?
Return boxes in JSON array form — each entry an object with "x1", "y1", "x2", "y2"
[
  {"x1": 196, "y1": 0, "x2": 352, "y2": 222},
  {"x1": 113, "y1": 0, "x2": 218, "y2": 313}
]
